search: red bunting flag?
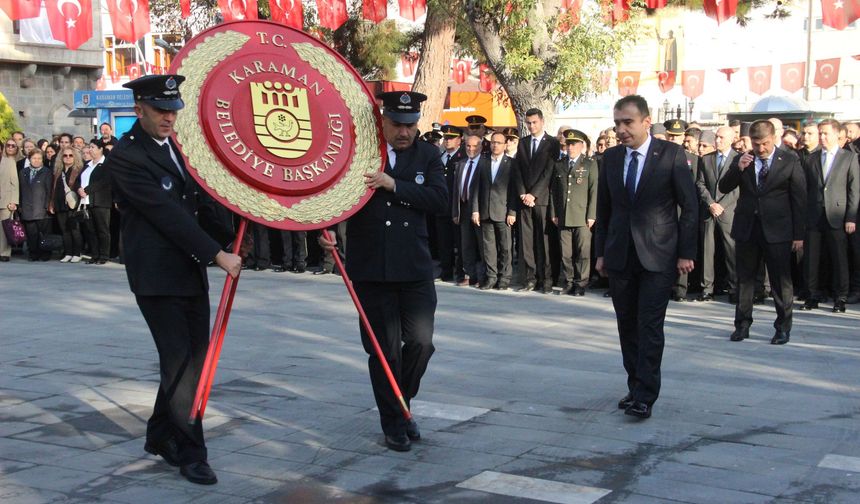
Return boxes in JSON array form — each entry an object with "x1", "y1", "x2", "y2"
[
  {"x1": 479, "y1": 64, "x2": 495, "y2": 92},
  {"x1": 718, "y1": 68, "x2": 739, "y2": 82},
  {"x1": 779, "y1": 62, "x2": 805, "y2": 93},
  {"x1": 107, "y1": 0, "x2": 152, "y2": 43},
  {"x1": 814, "y1": 58, "x2": 840, "y2": 89},
  {"x1": 452, "y1": 59, "x2": 471, "y2": 85},
  {"x1": 657, "y1": 70, "x2": 676, "y2": 93},
  {"x1": 401, "y1": 52, "x2": 418, "y2": 77},
  {"x1": 606, "y1": 0, "x2": 630, "y2": 25},
  {"x1": 270, "y1": 0, "x2": 303, "y2": 29},
  {"x1": 398, "y1": 0, "x2": 426, "y2": 21},
  {"x1": 617, "y1": 71, "x2": 640, "y2": 96},
  {"x1": 703, "y1": 0, "x2": 738, "y2": 24},
  {"x1": 317, "y1": 0, "x2": 347, "y2": 30},
  {"x1": 748, "y1": 65, "x2": 772, "y2": 95},
  {"x1": 681, "y1": 70, "x2": 705, "y2": 99},
  {"x1": 821, "y1": 0, "x2": 860, "y2": 30},
  {"x1": 180, "y1": 0, "x2": 189, "y2": 18},
  {"x1": 646, "y1": 0, "x2": 667, "y2": 8},
  {"x1": 363, "y1": 0, "x2": 386, "y2": 23},
  {"x1": 558, "y1": 0, "x2": 582, "y2": 31},
  {"x1": 0, "y1": 0, "x2": 41, "y2": 20},
  {"x1": 45, "y1": 0, "x2": 93, "y2": 50},
  {"x1": 218, "y1": 0, "x2": 257, "y2": 21}
]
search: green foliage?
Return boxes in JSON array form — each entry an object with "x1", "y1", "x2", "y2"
[
  {"x1": 0, "y1": 92, "x2": 20, "y2": 143},
  {"x1": 330, "y1": 19, "x2": 410, "y2": 80}
]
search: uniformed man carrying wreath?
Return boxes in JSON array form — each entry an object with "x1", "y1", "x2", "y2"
[
  {"x1": 108, "y1": 75, "x2": 243, "y2": 485},
  {"x1": 320, "y1": 91, "x2": 448, "y2": 452}
]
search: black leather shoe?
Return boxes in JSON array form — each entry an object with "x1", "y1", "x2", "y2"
[
  {"x1": 180, "y1": 461, "x2": 218, "y2": 485},
  {"x1": 603, "y1": 290, "x2": 612, "y2": 298},
  {"x1": 97, "y1": 259, "x2": 107, "y2": 265},
  {"x1": 752, "y1": 294, "x2": 766, "y2": 304},
  {"x1": 313, "y1": 268, "x2": 331, "y2": 275},
  {"x1": 272, "y1": 265, "x2": 287, "y2": 273},
  {"x1": 293, "y1": 264, "x2": 306, "y2": 273},
  {"x1": 384, "y1": 433, "x2": 411, "y2": 452},
  {"x1": 496, "y1": 283, "x2": 510, "y2": 291},
  {"x1": 517, "y1": 281, "x2": 537, "y2": 292},
  {"x1": 730, "y1": 328, "x2": 749, "y2": 342},
  {"x1": 406, "y1": 420, "x2": 421, "y2": 441},
  {"x1": 696, "y1": 294, "x2": 714, "y2": 302},
  {"x1": 833, "y1": 300, "x2": 846, "y2": 313},
  {"x1": 771, "y1": 331, "x2": 790, "y2": 345},
  {"x1": 847, "y1": 292, "x2": 860, "y2": 304},
  {"x1": 617, "y1": 393, "x2": 634, "y2": 410},
  {"x1": 541, "y1": 285, "x2": 554, "y2": 294},
  {"x1": 560, "y1": 284, "x2": 574, "y2": 295},
  {"x1": 144, "y1": 439, "x2": 181, "y2": 467},
  {"x1": 728, "y1": 293, "x2": 738, "y2": 304},
  {"x1": 479, "y1": 281, "x2": 494, "y2": 290},
  {"x1": 799, "y1": 300, "x2": 819, "y2": 311},
  {"x1": 672, "y1": 295, "x2": 687, "y2": 302},
  {"x1": 624, "y1": 401, "x2": 651, "y2": 419},
  {"x1": 573, "y1": 287, "x2": 585, "y2": 296}
]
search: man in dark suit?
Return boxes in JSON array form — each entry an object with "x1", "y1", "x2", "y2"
[
  {"x1": 452, "y1": 134, "x2": 483, "y2": 286},
  {"x1": 471, "y1": 131, "x2": 517, "y2": 290},
  {"x1": 665, "y1": 119, "x2": 700, "y2": 301},
  {"x1": 435, "y1": 125, "x2": 465, "y2": 281},
  {"x1": 595, "y1": 95, "x2": 698, "y2": 420},
  {"x1": 719, "y1": 120, "x2": 806, "y2": 345},
  {"x1": 549, "y1": 129, "x2": 598, "y2": 296},
  {"x1": 108, "y1": 75, "x2": 242, "y2": 485},
  {"x1": 799, "y1": 119, "x2": 859, "y2": 312},
  {"x1": 696, "y1": 126, "x2": 739, "y2": 302},
  {"x1": 321, "y1": 91, "x2": 447, "y2": 452},
  {"x1": 515, "y1": 108, "x2": 560, "y2": 293}
]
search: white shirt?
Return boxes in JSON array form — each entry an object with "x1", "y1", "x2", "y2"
[
  {"x1": 461, "y1": 155, "x2": 480, "y2": 194},
  {"x1": 441, "y1": 148, "x2": 457, "y2": 166},
  {"x1": 822, "y1": 146, "x2": 839, "y2": 180},
  {"x1": 386, "y1": 143, "x2": 397, "y2": 169},
  {"x1": 79, "y1": 156, "x2": 104, "y2": 205},
  {"x1": 623, "y1": 135, "x2": 652, "y2": 192},
  {"x1": 490, "y1": 155, "x2": 504, "y2": 182}
]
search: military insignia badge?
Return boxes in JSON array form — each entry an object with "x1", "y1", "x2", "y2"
[{"x1": 161, "y1": 176, "x2": 174, "y2": 191}]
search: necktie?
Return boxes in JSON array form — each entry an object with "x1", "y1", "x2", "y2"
[
  {"x1": 531, "y1": 138, "x2": 538, "y2": 159},
  {"x1": 626, "y1": 151, "x2": 639, "y2": 200},
  {"x1": 757, "y1": 158, "x2": 769, "y2": 192},
  {"x1": 462, "y1": 160, "x2": 474, "y2": 202},
  {"x1": 716, "y1": 154, "x2": 724, "y2": 177},
  {"x1": 29, "y1": 168, "x2": 35, "y2": 183},
  {"x1": 822, "y1": 151, "x2": 828, "y2": 180},
  {"x1": 569, "y1": 158, "x2": 574, "y2": 170}
]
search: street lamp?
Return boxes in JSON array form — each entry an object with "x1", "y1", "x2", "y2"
[
  {"x1": 675, "y1": 105, "x2": 682, "y2": 120},
  {"x1": 687, "y1": 99, "x2": 695, "y2": 122},
  {"x1": 662, "y1": 100, "x2": 670, "y2": 122}
]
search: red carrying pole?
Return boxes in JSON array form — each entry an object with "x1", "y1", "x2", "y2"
[
  {"x1": 322, "y1": 229, "x2": 413, "y2": 421},
  {"x1": 189, "y1": 218, "x2": 248, "y2": 424}
]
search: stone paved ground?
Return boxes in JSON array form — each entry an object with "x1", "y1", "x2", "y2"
[{"x1": 2, "y1": 259, "x2": 860, "y2": 503}]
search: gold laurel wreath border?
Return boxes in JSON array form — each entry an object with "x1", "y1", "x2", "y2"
[{"x1": 174, "y1": 31, "x2": 381, "y2": 224}]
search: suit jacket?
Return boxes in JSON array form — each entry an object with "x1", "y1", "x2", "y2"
[
  {"x1": 451, "y1": 156, "x2": 482, "y2": 220},
  {"x1": 17, "y1": 165, "x2": 53, "y2": 221},
  {"x1": 472, "y1": 155, "x2": 517, "y2": 222},
  {"x1": 718, "y1": 147, "x2": 806, "y2": 244},
  {"x1": 108, "y1": 120, "x2": 230, "y2": 296},
  {"x1": 439, "y1": 146, "x2": 466, "y2": 217},
  {"x1": 803, "y1": 148, "x2": 859, "y2": 229},
  {"x1": 515, "y1": 133, "x2": 560, "y2": 206},
  {"x1": 346, "y1": 139, "x2": 448, "y2": 282},
  {"x1": 83, "y1": 160, "x2": 112, "y2": 208},
  {"x1": 594, "y1": 138, "x2": 698, "y2": 273},
  {"x1": 696, "y1": 150, "x2": 739, "y2": 222},
  {"x1": 548, "y1": 155, "x2": 598, "y2": 228}
]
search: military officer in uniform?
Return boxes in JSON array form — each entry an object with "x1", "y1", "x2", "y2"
[
  {"x1": 666, "y1": 119, "x2": 700, "y2": 301},
  {"x1": 549, "y1": 129, "x2": 598, "y2": 296},
  {"x1": 436, "y1": 125, "x2": 466, "y2": 281},
  {"x1": 320, "y1": 91, "x2": 447, "y2": 452},
  {"x1": 465, "y1": 114, "x2": 492, "y2": 155},
  {"x1": 108, "y1": 75, "x2": 243, "y2": 485}
]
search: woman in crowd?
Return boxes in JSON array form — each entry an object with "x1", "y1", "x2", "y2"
[
  {"x1": 44, "y1": 143, "x2": 59, "y2": 168},
  {"x1": 1, "y1": 138, "x2": 21, "y2": 262},
  {"x1": 49, "y1": 146, "x2": 84, "y2": 263},
  {"x1": 17, "y1": 138, "x2": 36, "y2": 172},
  {"x1": 78, "y1": 138, "x2": 111, "y2": 264},
  {"x1": 37, "y1": 139, "x2": 49, "y2": 152},
  {"x1": 18, "y1": 149, "x2": 54, "y2": 261}
]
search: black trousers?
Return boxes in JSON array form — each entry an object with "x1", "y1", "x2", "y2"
[
  {"x1": 805, "y1": 218, "x2": 849, "y2": 301},
  {"x1": 850, "y1": 231, "x2": 860, "y2": 294},
  {"x1": 702, "y1": 215, "x2": 737, "y2": 295},
  {"x1": 457, "y1": 203, "x2": 483, "y2": 281},
  {"x1": 480, "y1": 220, "x2": 513, "y2": 286},
  {"x1": 354, "y1": 280, "x2": 436, "y2": 436},
  {"x1": 280, "y1": 230, "x2": 307, "y2": 268},
  {"x1": 735, "y1": 219, "x2": 794, "y2": 332},
  {"x1": 559, "y1": 226, "x2": 591, "y2": 288},
  {"x1": 608, "y1": 246, "x2": 674, "y2": 406},
  {"x1": 136, "y1": 294, "x2": 210, "y2": 465},
  {"x1": 434, "y1": 215, "x2": 456, "y2": 280},
  {"x1": 519, "y1": 204, "x2": 552, "y2": 287},
  {"x1": 81, "y1": 207, "x2": 111, "y2": 260},
  {"x1": 23, "y1": 218, "x2": 52, "y2": 260},
  {"x1": 56, "y1": 211, "x2": 82, "y2": 256}
]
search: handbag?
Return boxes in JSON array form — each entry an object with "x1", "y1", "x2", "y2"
[
  {"x1": 61, "y1": 173, "x2": 79, "y2": 210},
  {"x1": 71, "y1": 203, "x2": 90, "y2": 222},
  {"x1": 1, "y1": 211, "x2": 26, "y2": 246},
  {"x1": 39, "y1": 232, "x2": 63, "y2": 251}
]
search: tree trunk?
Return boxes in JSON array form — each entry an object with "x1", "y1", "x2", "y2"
[
  {"x1": 505, "y1": 82, "x2": 555, "y2": 135},
  {"x1": 411, "y1": 1, "x2": 456, "y2": 133}
]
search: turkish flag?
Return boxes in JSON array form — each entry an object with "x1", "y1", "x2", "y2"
[
  {"x1": 814, "y1": 57, "x2": 840, "y2": 89},
  {"x1": 603, "y1": 0, "x2": 629, "y2": 26},
  {"x1": 779, "y1": 62, "x2": 805, "y2": 93},
  {"x1": 218, "y1": 0, "x2": 257, "y2": 21},
  {"x1": 558, "y1": 0, "x2": 582, "y2": 31},
  {"x1": 0, "y1": 0, "x2": 41, "y2": 20},
  {"x1": 180, "y1": 0, "x2": 189, "y2": 18},
  {"x1": 748, "y1": 65, "x2": 772, "y2": 95},
  {"x1": 401, "y1": 52, "x2": 418, "y2": 77},
  {"x1": 270, "y1": 0, "x2": 302, "y2": 29},
  {"x1": 107, "y1": 0, "x2": 151, "y2": 43},
  {"x1": 657, "y1": 70, "x2": 676, "y2": 93},
  {"x1": 703, "y1": 0, "x2": 738, "y2": 24},
  {"x1": 363, "y1": 0, "x2": 386, "y2": 23},
  {"x1": 681, "y1": 70, "x2": 705, "y2": 99},
  {"x1": 452, "y1": 59, "x2": 471, "y2": 85},
  {"x1": 45, "y1": 0, "x2": 93, "y2": 50},
  {"x1": 398, "y1": 0, "x2": 426, "y2": 21},
  {"x1": 317, "y1": 0, "x2": 347, "y2": 30},
  {"x1": 479, "y1": 64, "x2": 495, "y2": 92},
  {"x1": 718, "y1": 67, "x2": 739, "y2": 82},
  {"x1": 617, "y1": 71, "x2": 640, "y2": 96},
  {"x1": 646, "y1": 0, "x2": 667, "y2": 8},
  {"x1": 821, "y1": 0, "x2": 860, "y2": 30}
]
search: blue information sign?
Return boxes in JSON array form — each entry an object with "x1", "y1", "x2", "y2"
[{"x1": 74, "y1": 90, "x2": 135, "y2": 109}]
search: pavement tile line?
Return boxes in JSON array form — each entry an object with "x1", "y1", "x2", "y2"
[{"x1": 456, "y1": 470, "x2": 611, "y2": 503}]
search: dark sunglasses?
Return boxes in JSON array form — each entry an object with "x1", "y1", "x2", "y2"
[{"x1": 62, "y1": 154, "x2": 75, "y2": 158}]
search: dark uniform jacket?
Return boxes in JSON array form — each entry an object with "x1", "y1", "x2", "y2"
[
  {"x1": 514, "y1": 133, "x2": 561, "y2": 207},
  {"x1": 471, "y1": 155, "x2": 517, "y2": 222},
  {"x1": 549, "y1": 155, "x2": 598, "y2": 228},
  {"x1": 439, "y1": 147, "x2": 466, "y2": 217},
  {"x1": 346, "y1": 139, "x2": 448, "y2": 283},
  {"x1": 108, "y1": 120, "x2": 228, "y2": 297},
  {"x1": 18, "y1": 166, "x2": 53, "y2": 221},
  {"x1": 802, "y1": 147, "x2": 859, "y2": 229}
]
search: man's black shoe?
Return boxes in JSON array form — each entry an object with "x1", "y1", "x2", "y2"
[
  {"x1": 272, "y1": 265, "x2": 287, "y2": 273},
  {"x1": 313, "y1": 268, "x2": 331, "y2": 275},
  {"x1": 496, "y1": 283, "x2": 510, "y2": 291},
  {"x1": 180, "y1": 461, "x2": 218, "y2": 485},
  {"x1": 293, "y1": 264, "x2": 306, "y2": 273},
  {"x1": 728, "y1": 293, "x2": 738, "y2": 304},
  {"x1": 144, "y1": 439, "x2": 181, "y2": 467},
  {"x1": 617, "y1": 393, "x2": 634, "y2": 410},
  {"x1": 603, "y1": 290, "x2": 612, "y2": 298},
  {"x1": 541, "y1": 285, "x2": 554, "y2": 294},
  {"x1": 799, "y1": 300, "x2": 819, "y2": 311},
  {"x1": 730, "y1": 328, "x2": 749, "y2": 342},
  {"x1": 478, "y1": 281, "x2": 494, "y2": 290},
  {"x1": 560, "y1": 284, "x2": 574, "y2": 295},
  {"x1": 672, "y1": 295, "x2": 687, "y2": 302},
  {"x1": 517, "y1": 281, "x2": 537, "y2": 292},
  {"x1": 254, "y1": 265, "x2": 268, "y2": 271},
  {"x1": 847, "y1": 292, "x2": 860, "y2": 304},
  {"x1": 624, "y1": 401, "x2": 651, "y2": 419},
  {"x1": 753, "y1": 294, "x2": 766, "y2": 304},
  {"x1": 833, "y1": 300, "x2": 847, "y2": 313},
  {"x1": 771, "y1": 331, "x2": 790, "y2": 345},
  {"x1": 573, "y1": 287, "x2": 585, "y2": 296},
  {"x1": 406, "y1": 420, "x2": 421, "y2": 441},
  {"x1": 384, "y1": 433, "x2": 411, "y2": 452},
  {"x1": 696, "y1": 293, "x2": 714, "y2": 302}
]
